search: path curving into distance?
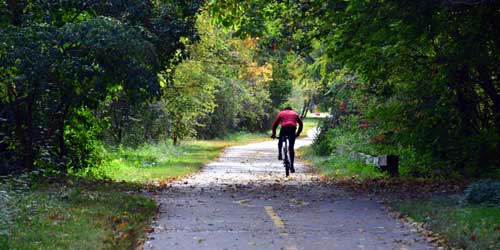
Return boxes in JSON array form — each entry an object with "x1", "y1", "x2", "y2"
[{"x1": 146, "y1": 129, "x2": 434, "y2": 250}]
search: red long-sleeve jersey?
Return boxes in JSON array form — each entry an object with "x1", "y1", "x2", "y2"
[{"x1": 272, "y1": 109, "x2": 303, "y2": 135}]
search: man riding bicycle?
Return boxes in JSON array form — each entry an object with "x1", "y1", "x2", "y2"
[{"x1": 271, "y1": 106, "x2": 303, "y2": 173}]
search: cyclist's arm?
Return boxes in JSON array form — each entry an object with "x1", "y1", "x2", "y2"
[
  {"x1": 296, "y1": 116, "x2": 303, "y2": 136},
  {"x1": 271, "y1": 115, "x2": 281, "y2": 136}
]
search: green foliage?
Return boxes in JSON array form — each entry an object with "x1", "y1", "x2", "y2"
[
  {"x1": 173, "y1": 12, "x2": 275, "y2": 139},
  {"x1": 162, "y1": 59, "x2": 218, "y2": 144},
  {"x1": 301, "y1": 145, "x2": 386, "y2": 180},
  {"x1": 0, "y1": 1, "x2": 203, "y2": 173},
  {"x1": 210, "y1": 0, "x2": 500, "y2": 177},
  {"x1": 64, "y1": 107, "x2": 104, "y2": 170},
  {"x1": 313, "y1": 115, "x2": 423, "y2": 177},
  {"x1": 462, "y1": 180, "x2": 500, "y2": 207},
  {"x1": 268, "y1": 61, "x2": 293, "y2": 108},
  {"x1": 100, "y1": 10, "x2": 282, "y2": 145}
]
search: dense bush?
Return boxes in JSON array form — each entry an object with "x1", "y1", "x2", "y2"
[{"x1": 461, "y1": 180, "x2": 500, "y2": 207}]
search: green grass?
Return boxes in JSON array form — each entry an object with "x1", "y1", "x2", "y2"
[
  {"x1": 300, "y1": 145, "x2": 386, "y2": 179},
  {"x1": 85, "y1": 132, "x2": 271, "y2": 184},
  {"x1": 392, "y1": 197, "x2": 500, "y2": 250},
  {"x1": 92, "y1": 142, "x2": 222, "y2": 183},
  {"x1": 220, "y1": 131, "x2": 270, "y2": 142},
  {"x1": 1, "y1": 176, "x2": 156, "y2": 250}
]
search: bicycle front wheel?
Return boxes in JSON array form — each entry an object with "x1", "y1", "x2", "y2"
[{"x1": 285, "y1": 161, "x2": 290, "y2": 176}]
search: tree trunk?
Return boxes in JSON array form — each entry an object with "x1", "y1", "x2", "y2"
[
  {"x1": 172, "y1": 116, "x2": 181, "y2": 146},
  {"x1": 8, "y1": 85, "x2": 34, "y2": 170},
  {"x1": 476, "y1": 65, "x2": 500, "y2": 165},
  {"x1": 7, "y1": 0, "x2": 23, "y2": 26},
  {"x1": 57, "y1": 96, "x2": 69, "y2": 169},
  {"x1": 172, "y1": 132, "x2": 178, "y2": 145},
  {"x1": 455, "y1": 66, "x2": 477, "y2": 135},
  {"x1": 300, "y1": 100, "x2": 310, "y2": 119},
  {"x1": 454, "y1": 65, "x2": 480, "y2": 175}
]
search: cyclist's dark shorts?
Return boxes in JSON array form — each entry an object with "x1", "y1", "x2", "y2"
[{"x1": 279, "y1": 126, "x2": 296, "y2": 146}]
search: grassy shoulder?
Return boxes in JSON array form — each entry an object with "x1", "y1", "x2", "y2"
[
  {"x1": 393, "y1": 197, "x2": 500, "y2": 250},
  {"x1": 1, "y1": 175, "x2": 156, "y2": 250},
  {"x1": 88, "y1": 132, "x2": 270, "y2": 184}
]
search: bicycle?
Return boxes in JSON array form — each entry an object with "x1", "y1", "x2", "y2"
[{"x1": 281, "y1": 135, "x2": 292, "y2": 177}]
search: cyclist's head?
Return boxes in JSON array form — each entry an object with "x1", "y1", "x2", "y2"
[{"x1": 281, "y1": 102, "x2": 293, "y2": 110}]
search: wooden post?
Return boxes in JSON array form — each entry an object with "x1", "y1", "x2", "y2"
[{"x1": 378, "y1": 155, "x2": 399, "y2": 177}]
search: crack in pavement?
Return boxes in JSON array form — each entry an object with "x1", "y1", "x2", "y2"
[{"x1": 146, "y1": 131, "x2": 436, "y2": 250}]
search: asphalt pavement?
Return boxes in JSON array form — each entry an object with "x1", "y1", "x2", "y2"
[{"x1": 145, "y1": 130, "x2": 434, "y2": 250}]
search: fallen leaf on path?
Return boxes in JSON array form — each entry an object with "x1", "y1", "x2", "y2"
[
  {"x1": 234, "y1": 199, "x2": 254, "y2": 207},
  {"x1": 288, "y1": 198, "x2": 309, "y2": 206}
]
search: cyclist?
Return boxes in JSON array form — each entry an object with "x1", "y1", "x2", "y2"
[{"x1": 271, "y1": 106, "x2": 303, "y2": 173}]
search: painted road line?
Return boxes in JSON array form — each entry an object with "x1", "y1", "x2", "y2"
[
  {"x1": 264, "y1": 206, "x2": 299, "y2": 250},
  {"x1": 264, "y1": 206, "x2": 286, "y2": 234}
]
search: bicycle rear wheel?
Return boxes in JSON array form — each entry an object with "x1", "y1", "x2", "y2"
[{"x1": 283, "y1": 138, "x2": 290, "y2": 177}]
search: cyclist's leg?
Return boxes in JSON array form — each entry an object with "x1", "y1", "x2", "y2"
[
  {"x1": 288, "y1": 127, "x2": 295, "y2": 170},
  {"x1": 277, "y1": 128, "x2": 283, "y2": 160},
  {"x1": 285, "y1": 127, "x2": 296, "y2": 171}
]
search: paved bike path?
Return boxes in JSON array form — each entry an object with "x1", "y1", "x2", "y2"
[{"x1": 146, "y1": 131, "x2": 434, "y2": 250}]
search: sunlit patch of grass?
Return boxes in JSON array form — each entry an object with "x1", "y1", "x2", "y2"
[
  {"x1": 1, "y1": 176, "x2": 156, "y2": 250},
  {"x1": 219, "y1": 131, "x2": 270, "y2": 143},
  {"x1": 88, "y1": 132, "x2": 273, "y2": 184},
  {"x1": 299, "y1": 145, "x2": 386, "y2": 179},
  {"x1": 393, "y1": 197, "x2": 500, "y2": 250},
  {"x1": 91, "y1": 142, "x2": 220, "y2": 183}
]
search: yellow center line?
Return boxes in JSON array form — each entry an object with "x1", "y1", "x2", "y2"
[
  {"x1": 264, "y1": 206, "x2": 298, "y2": 250},
  {"x1": 264, "y1": 206, "x2": 286, "y2": 233}
]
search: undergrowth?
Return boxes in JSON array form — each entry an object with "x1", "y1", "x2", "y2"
[
  {"x1": 80, "y1": 132, "x2": 270, "y2": 184},
  {"x1": 0, "y1": 174, "x2": 156, "y2": 250},
  {"x1": 393, "y1": 196, "x2": 500, "y2": 250},
  {"x1": 300, "y1": 145, "x2": 386, "y2": 179}
]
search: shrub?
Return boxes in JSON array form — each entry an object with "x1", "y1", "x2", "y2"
[{"x1": 461, "y1": 180, "x2": 500, "y2": 207}]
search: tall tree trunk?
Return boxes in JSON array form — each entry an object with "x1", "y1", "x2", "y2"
[
  {"x1": 7, "y1": 0, "x2": 23, "y2": 26},
  {"x1": 8, "y1": 84, "x2": 34, "y2": 170},
  {"x1": 455, "y1": 66, "x2": 477, "y2": 134},
  {"x1": 476, "y1": 65, "x2": 500, "y2": 165}
]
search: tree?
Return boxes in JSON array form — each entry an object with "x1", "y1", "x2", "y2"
[
  {"x1": 209, "y1": 0, "x2": 500, "y2": 177},
  {"x1": 0, "y1": 0, "x2": 203, "y2": 172},
  {"x1": 172, "y1": 12, "x2": 274, "y2": 139}
]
